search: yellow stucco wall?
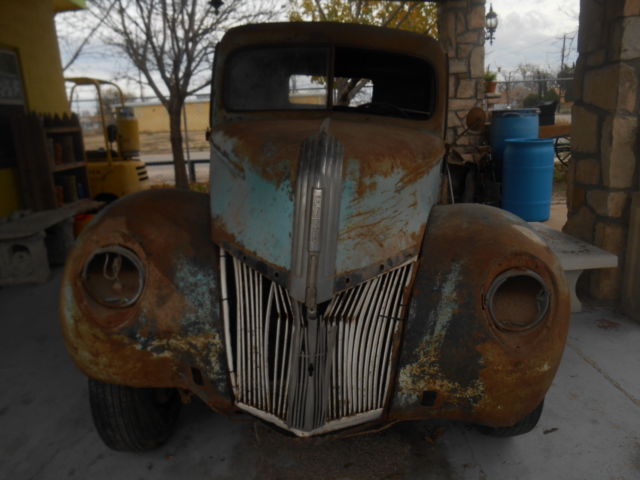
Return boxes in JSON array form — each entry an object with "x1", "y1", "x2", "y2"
[
  {"x1": 0, "y1": 0, "x2": 75, "y2": 217},
  {"x1": 134, "y1": 100, "x2": 210, "y2": 133},
  {"x1": 53, "y1": 0, "x2": 86, "y2": 13},
  {"x1": 0, "y1": 169, "x2": 21, "y2": 218},
  {"x1": 0, "y1": 0, "x2": 71, "y2": 114}
]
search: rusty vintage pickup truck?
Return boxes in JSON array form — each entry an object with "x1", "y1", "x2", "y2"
[{"x1": 60, "y1": 22, "x2": 570, "y2": 451}]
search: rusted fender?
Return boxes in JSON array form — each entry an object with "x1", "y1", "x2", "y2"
[
  {"x1": 389, "y1": 204, "x2": 570, "y2": 427},
  {"x1": 59, "y1": 189, "x2": 232, "y2": 411}
]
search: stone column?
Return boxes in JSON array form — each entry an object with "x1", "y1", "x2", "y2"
[
  {"x1": 566, "y1": 0, "x2": 639, "y2": 306},
  {"x1": 437, "y1": 0, "x2": 486, "y2": 156}
]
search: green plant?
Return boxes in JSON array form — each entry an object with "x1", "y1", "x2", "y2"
[
  {"x1": 523, "y1": 93, "x2": 541, "y2": 107},
  {"x1": 553, "y1": 161, "x2": 567, "y2": 184},
  {"x1": 484, "y1": 71, "x2": 497, "y2": 82},
  {"x1": 544, "y1": 89, "x2": 560, "y2": 102}
]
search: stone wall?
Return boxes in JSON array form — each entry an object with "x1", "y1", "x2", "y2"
[
  {"x1": 566, "y1": 0, "x2": 640, "y2": 305},
  {"x1": 437, "y1": 0, "x2": 486, "y2": 154}
]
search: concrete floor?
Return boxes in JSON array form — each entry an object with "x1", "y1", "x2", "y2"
[{"x1": 1, "y1": 271, "x2": 639, "y2": 480}]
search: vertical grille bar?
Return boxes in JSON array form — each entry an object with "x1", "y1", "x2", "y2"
[{"x1": 221, "y1": 248, "x2": 415, "y2": 434}]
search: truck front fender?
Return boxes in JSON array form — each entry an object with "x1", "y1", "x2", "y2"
[
  {"x1": 390, "y1": 204, "x2": 570, "y2": 427},
  {"x1": 59, "y1": 189, "x2": 232, "y2": 411}
]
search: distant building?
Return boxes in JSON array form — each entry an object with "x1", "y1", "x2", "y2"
[{"x1": 131, "y1": 98, "x2": 209, "y2": 133}]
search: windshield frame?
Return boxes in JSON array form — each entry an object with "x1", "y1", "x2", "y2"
[{"x1": 222, "y1": 43, "x2": 437, "y2": 121}]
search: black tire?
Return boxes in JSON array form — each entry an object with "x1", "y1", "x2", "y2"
[
  {"x1": 88, "y1": 378, "x2": 181, "y2": 452},
  {"x1": 476, "y1": 400, "x2": 544, "y2": 437}
]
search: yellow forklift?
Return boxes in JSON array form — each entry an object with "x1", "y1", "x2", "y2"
[{"x1": 66, "y1": 78, "x2": 149, "y2": 201}]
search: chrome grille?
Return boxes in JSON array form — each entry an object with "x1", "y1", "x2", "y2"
[{"x1": 220, "y1": 248, "x2": 414, "y2": 436}]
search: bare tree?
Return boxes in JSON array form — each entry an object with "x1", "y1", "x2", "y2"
[
  {"x1": 56, "y1": 1, "x2": 118, "y2": 72},
  {"x1": 289, "y1": 0, "x2": 437, "y2": 103},
  {"x1": 92, "y1": 0, "x2": 276, "y2": 188}
]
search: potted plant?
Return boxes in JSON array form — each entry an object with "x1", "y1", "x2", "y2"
[{"x1": 484, "y1": 70, "x2": 498, "y2": 94}]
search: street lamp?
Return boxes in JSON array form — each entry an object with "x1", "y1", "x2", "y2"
[
  {"x1": 485, "y1": 4, "x2": 498, "y2": 45},
  {"x1": 209, "y1": 0, "x2": 223, "y2": 14}
]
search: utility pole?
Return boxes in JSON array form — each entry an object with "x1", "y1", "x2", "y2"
[{"x1": 560, "y1": 33, "x2": 567, "y2": 71}]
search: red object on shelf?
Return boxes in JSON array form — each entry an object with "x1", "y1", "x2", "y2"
[{"x1": 74, "y1": 214, "x2": 96, "y2": 237}]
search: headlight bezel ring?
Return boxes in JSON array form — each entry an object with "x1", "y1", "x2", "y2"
[
  {"x1": 485, "y1": 268, "x2": 551, "y2": 333},
  {"x1": 82, "y1": 244, "x2": 146, "y2": 309}
]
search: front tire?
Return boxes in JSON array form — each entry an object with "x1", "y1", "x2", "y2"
[
  {"x1": 476, "y1": 400, "x2": 544, "y2": 437},
  {"x1": 88, "y1": 378, "x2": 181, "y2": 451}
]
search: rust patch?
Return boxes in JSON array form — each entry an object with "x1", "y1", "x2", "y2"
[
  {"x1": 210, "y1": 217, "x2": 289, "y2": 280},
  {"x1": 214, "y1": 116, "x2": 444, "y2": 198},
  {"x1": 390, "y1": 204, "x2": 571, "y2": 427},
  {"x1": 60, "y1": 189, "x2": 232, "y2": 408}
]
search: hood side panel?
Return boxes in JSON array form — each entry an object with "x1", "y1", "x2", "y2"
[
  {"x1": 210, "y1": 133, "x2": 294, "y2": 272},
  {"x1": 336, "y1": 159, "x2": 441, "y2": 277}
]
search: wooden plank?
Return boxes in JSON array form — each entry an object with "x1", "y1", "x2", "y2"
[
  {"x1": 53, "y1": 161, "x2": 87, "y2": 172},
  {"x1": 0, "y1": 199, "x2": 103, "y2": 240},
  {"x1": 44, "y1": 126, "x2": 82, "y2": 134},
  {"x1": 539, "y1": 124, "x2": 571, "y2": 138},
  {"x1": 11, "y1": 113, "x2": 56, "y2": 211}
]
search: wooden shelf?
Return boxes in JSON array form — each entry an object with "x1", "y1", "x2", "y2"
[
  {"x1": 53, "y1": 161, "x2": 87, "y2": 172},
  {"x1": 539, "y1": 124, "x2": 571, "y2": 138},
  {"x1": 44, "y1": 126, "x2": 82, "y2": 134},
  {"x1": 11, "y1": 112, "x2": 91, "y2": 211}
]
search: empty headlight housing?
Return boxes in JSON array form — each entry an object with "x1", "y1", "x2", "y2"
[
  {"x1": 486, "y1": 269, "x2": 550, "y2": 332},
  {"x1": 82, "y1": 245, "x2": 145, "y2": 308}
]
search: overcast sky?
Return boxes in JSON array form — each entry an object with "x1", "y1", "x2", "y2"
[
  {"x1": 58, "y1": 0, "x2": 581, "y2": 100},
  {"x1": 486, "y1": 0, "x2": 580, "y2": 75}
]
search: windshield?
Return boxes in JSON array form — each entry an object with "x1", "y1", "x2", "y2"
[{"x1": 224, "y1": 46, "x2": 436, "y2": 120}]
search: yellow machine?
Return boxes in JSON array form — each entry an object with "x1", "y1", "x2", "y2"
[{"x1": 66, "y1": 78, "x2": 149, "y2": 201}]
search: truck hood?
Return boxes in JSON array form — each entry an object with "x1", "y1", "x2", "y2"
[{"x1": 210, "y1": 115, "x2": 444, "y2": 303}]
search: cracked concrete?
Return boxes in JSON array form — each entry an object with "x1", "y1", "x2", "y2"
[{"x1": 1, "y1": 270, "x2": 639, "y2": 480}]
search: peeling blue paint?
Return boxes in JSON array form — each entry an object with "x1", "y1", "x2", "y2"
[{"x1": 211, "y1": 141, "x2": 294, "y2": 269}]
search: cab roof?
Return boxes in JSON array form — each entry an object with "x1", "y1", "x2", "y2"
[{"x1": 218, "y1": 22, "x2": 445, "y2": 64}]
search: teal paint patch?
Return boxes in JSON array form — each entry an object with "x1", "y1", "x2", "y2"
[
  {"x1": 61, "y1": 281, "x2": 77, "y2": 332},
  {"x1": 131, "y1": 256, "x2": 228, "y2": 392},
  {"x1": 211, "y1": 143, "x2": 294, "y2": 269},
  {"x1": 174, "y1": 255, "x2": 219, "y2": 334},
  {"x1": 429, "y1": 261, "x2": 462, "y2": 351}
]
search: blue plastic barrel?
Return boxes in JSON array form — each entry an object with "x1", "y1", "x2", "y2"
[
  {"x1": 502, "y1": 138, "x2": 555, "y2": 222},
  {"x1": 490, "y1": 109, "x2": 540, "y2": 162}
]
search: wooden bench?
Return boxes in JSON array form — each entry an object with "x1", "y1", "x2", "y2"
[{"x1": 529, "y1": 222, "x2": 618, "y2": 312}]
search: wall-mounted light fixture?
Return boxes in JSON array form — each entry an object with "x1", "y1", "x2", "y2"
[
  {"x1": 485, "y1": 4, "x2": 499, "y2": 45},
  {"x1": 209, "y1": 0, "x2": 223, "y2": 14}
]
